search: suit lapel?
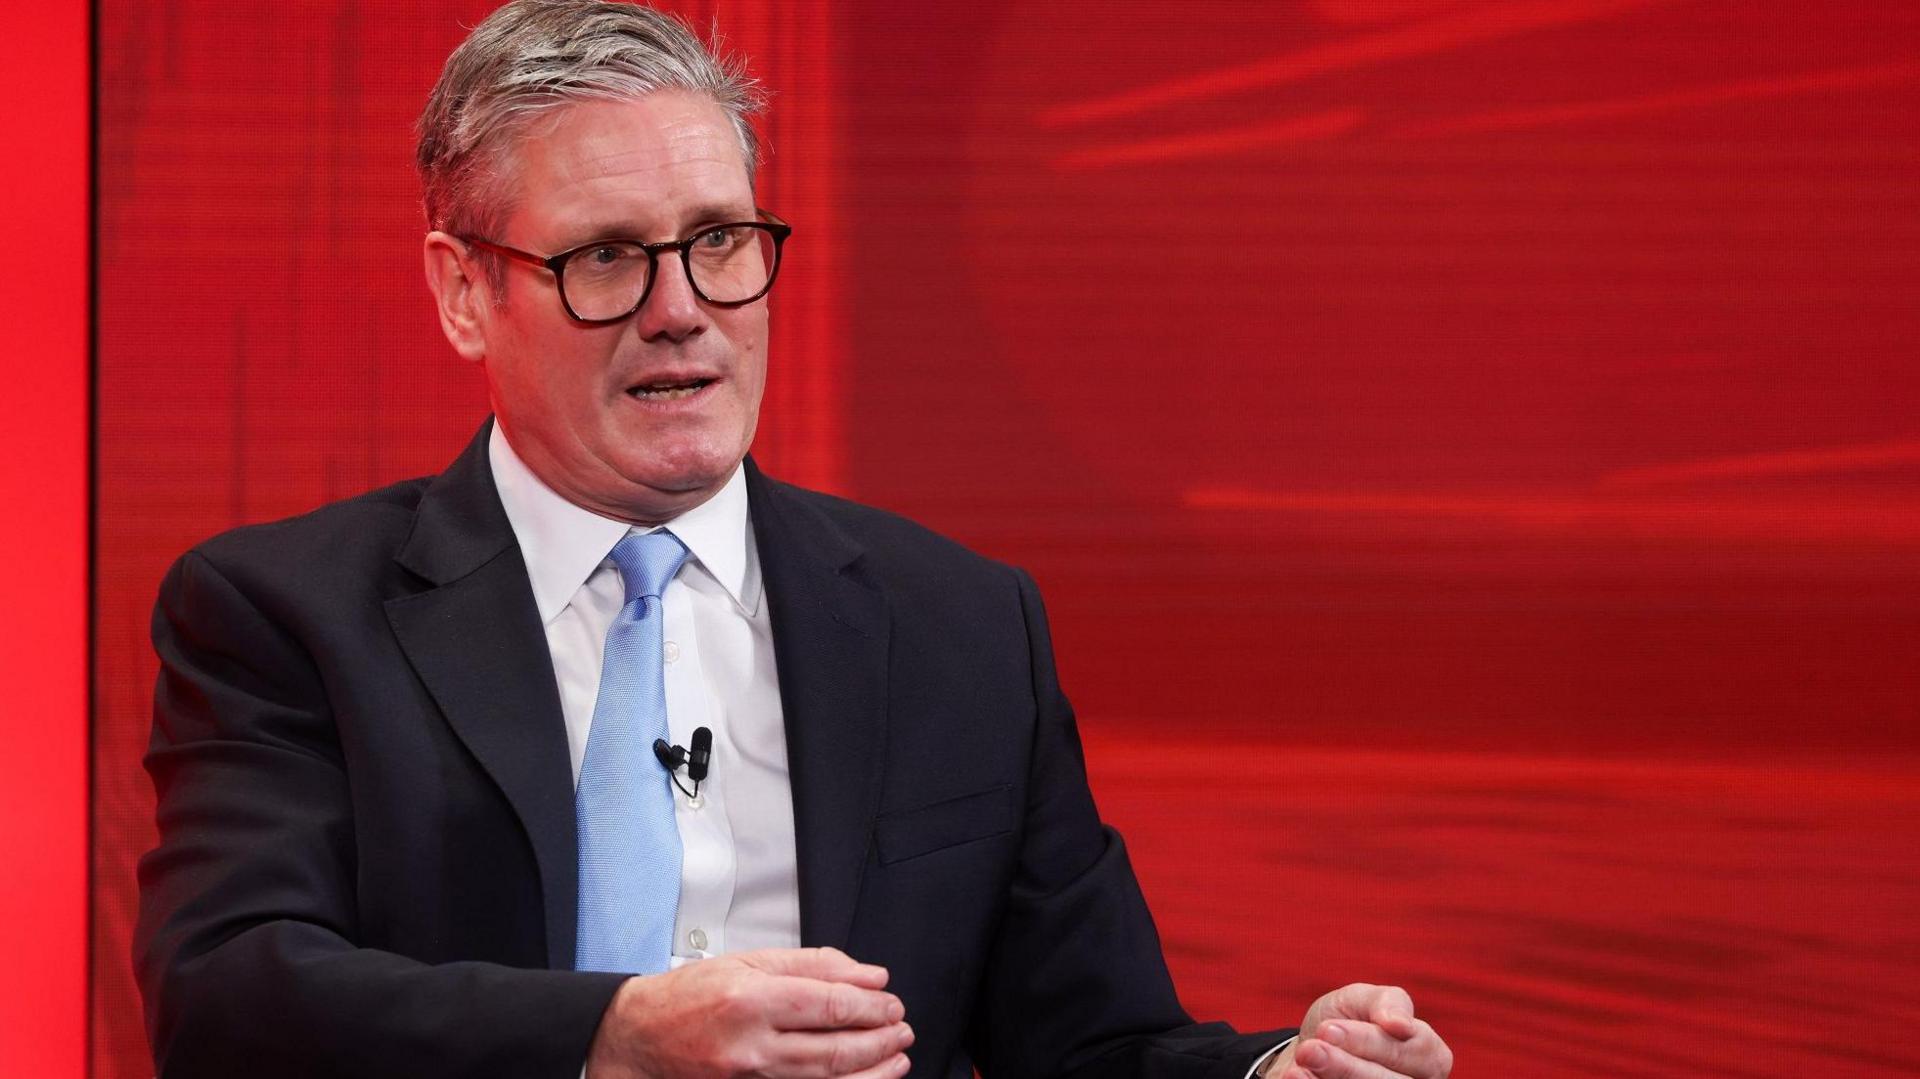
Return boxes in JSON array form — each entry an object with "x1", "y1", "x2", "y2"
[
  {"x1": 383, "y1": 421, "x2": 581, "y2": 970},
  {"x1": 747, "y1": 460, "x2": 891, "y2": 953},
  {"x1": 377, "y1": 436, "x2": 889, "y2": 966}
]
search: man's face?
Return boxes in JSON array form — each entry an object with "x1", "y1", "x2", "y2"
[{"x1": 475, "y1": 92, "x2": 767, "y2": 523}]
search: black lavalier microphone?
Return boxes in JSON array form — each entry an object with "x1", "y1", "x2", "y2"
[
  {"x1": 686, "y1": 726, "x2": 712, "y2": 783},
  {"x1": 652, "y1": 726, "x2": 713, "y2": 799}
]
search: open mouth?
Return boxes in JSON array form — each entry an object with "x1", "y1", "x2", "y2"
[{"x1": 626, "y1": 376, "x2": 716, "y2": 402}]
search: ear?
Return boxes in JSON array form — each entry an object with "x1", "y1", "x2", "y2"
[{"x1": 423, "y1": 230, "x2": 492, "y2": 363}]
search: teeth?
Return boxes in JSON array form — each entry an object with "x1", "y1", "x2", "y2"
[{"x1": 631, "y1": 382, "x2": 705, "y2": 400}]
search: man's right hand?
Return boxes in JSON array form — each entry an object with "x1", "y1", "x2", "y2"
[{"x1": 585, "y1": 947, "x2": 914, "y2": 1079}]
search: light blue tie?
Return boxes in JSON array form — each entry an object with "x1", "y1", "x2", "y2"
[{"x1": 575, "y1": 529, "x2": 689, "y2": 974}]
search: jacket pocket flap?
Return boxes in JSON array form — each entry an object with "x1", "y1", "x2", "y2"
[{"x1": 875, "y1": 785, "x2": 1014, "y2": 866}]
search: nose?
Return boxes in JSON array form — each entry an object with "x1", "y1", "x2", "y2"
[{"x1": 631, "y1": 249, "x2": 708, "y2": 343}]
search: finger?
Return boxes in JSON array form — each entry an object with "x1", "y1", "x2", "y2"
[
  {"x1": 746, "y1": 947, "x2": 893, "y2": 989},
  {"x1": 1384, "y1": 1019, "x2": 1450, "y2": 1078},
  {"x1": 1316, "y1": 1022, "x2": 1400, "y2": 1071},
  {"x1": 836, "y1": 1051, "x2": 912, "y2": 1079},
  {"x1": 1321, "y1": 1016, "x2": 1450, "y2": 1079},
  {"x1": 1292, "y1": 1039, "x2": 1401, "y2": 1079},
  {"x1": 766, "y1": 975, "x2": 907, "y2": 1030},
  {"x1": 1330, "y1": 983, "x2": 1416, "y2": 1029},
  {"x1": 773, "y1": 1021, "x2": 914, "y2": 1078},
  {"x1": 1375, "y1": 1007, "x2": 1420, "y2": 1041},
  {"x1": 1317, "y1": 1019, "x2": 1439, "y2": 1075}
]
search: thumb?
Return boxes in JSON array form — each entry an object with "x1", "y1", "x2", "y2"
[{"x1": 739, "y1": 947, "x2": 892, "y2": 988}]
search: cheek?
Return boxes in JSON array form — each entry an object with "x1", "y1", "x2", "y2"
[
  {"x1": 509, "y1": 361, "x2": 583, "y2": 430},
  {"x1": 516, "y1": 335, "x2": 616, "y2": 419},
  {"x1": 729, "y1": 315, "x2": 771, "y2": 394}
]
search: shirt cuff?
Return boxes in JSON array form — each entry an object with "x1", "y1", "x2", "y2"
[{"x1": 1243, "y1": 1035, "x2": 1299, "y2": 1079}]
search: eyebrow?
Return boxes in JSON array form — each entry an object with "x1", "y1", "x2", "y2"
[{"x1": 562, "y1": 204, "x2": 756, "y2": 247}]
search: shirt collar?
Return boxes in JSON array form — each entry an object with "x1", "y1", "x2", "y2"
[{"x1": 488, "y1": 422, "x2": 761, "y2": 625}]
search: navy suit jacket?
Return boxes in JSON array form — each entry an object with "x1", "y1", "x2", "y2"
[{"x1": 136, "y1": 421, "x2": 1287, "y2": 1078}]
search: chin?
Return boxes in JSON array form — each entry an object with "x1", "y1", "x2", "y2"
[{"x1": 620, "y1": 444, "x2": 741, "y2": 497}]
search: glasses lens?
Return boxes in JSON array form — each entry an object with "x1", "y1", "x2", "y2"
[
  {"x1": 686, "y1": 225, "x2": 778, "y2": 304},
  {"x1": 560, "y1": 242, "x2": 650, "y2": 321}
]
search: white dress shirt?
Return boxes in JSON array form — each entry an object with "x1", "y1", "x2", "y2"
[
  {"x1": 490, "y1": 426, "x2": 1291, "y2": 1074},
  {"x1": 490, "y1": 425, "x2": 802, "y2": 966}
]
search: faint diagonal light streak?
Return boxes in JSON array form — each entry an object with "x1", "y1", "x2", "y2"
[
  {"x1": 1395, "y1": 60, "x2": 1920, "y2": 137},
  {"x1": 1183, "y1": 487, "x2": 1920, "y2": 542},
  {"x1": 1597, "y1": 437, "x2": 1920, "y2": 491},
  {"x1": 1051, "y1": 108, "x2": 1364, "y2": 170},
  {"x1": 1036, "y1": 0, "x2": 1672, "y2": 127}
]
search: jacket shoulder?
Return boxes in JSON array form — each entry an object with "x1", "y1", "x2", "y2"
[
  {"x1": 765, "y1": 479, "x2": 1025, "y2": 593},
  {"x1": 181, "y1": 476, "x2": 434, "y2": 588}
]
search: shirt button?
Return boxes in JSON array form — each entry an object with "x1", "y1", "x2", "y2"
[
  {"x1": 663, "y1": 640, "x2": 681, "y2": 664},
  {"x1": 688, "y1": 928, "x2": 708, "y2": 951}
]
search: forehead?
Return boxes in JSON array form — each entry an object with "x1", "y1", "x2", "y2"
[{"x1": 503, "y1": 92, "x2": 753, "y2": 243}]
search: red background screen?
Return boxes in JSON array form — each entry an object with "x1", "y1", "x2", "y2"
[{"x1": 93, "y1": 2, "x2": 1920, "y2": 1076}]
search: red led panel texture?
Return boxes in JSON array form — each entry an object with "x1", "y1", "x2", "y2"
[
  {"x1": 96, "y1": 3, "x2": 1920, "y2": 1076},
  {"x1": 1, "y1": 3, "x2": 88, "y2": 1076}
]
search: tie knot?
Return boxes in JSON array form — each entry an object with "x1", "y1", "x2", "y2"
[{"x1": 606, "y1": 530, "x2": 689, "y2": 604}]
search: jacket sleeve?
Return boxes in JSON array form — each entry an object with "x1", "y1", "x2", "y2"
[
  {"x1": 134, "y1": 549, "x2": 627, "y2": 1078},
  {"x1": 966, "y1": 568, "x2": 1296, "y2": 1079}
]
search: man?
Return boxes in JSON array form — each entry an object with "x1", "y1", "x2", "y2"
[{"x1": 135, "y1": 3, "x2": 1454, "y2": 1078}]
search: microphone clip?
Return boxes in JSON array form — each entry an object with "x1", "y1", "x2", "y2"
[{"x1": 652, "y1": 726, "x2": 713, "y2": 800}]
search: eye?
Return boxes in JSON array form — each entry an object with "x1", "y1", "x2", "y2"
[
  {"x1": 566, "y1": 242, "x2": 644, "y2": 277},
  {"x1": 697, "y1": 227, "x2": 739, "y2": 249}
]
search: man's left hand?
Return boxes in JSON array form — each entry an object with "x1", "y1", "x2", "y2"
[{"x1": 1265, "y1": 983, "x2": 1452, "y2": 1079}]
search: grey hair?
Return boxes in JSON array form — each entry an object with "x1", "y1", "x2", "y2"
[{"x1": 416, "y1": 0, "x2": 765, "y2": 254}]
